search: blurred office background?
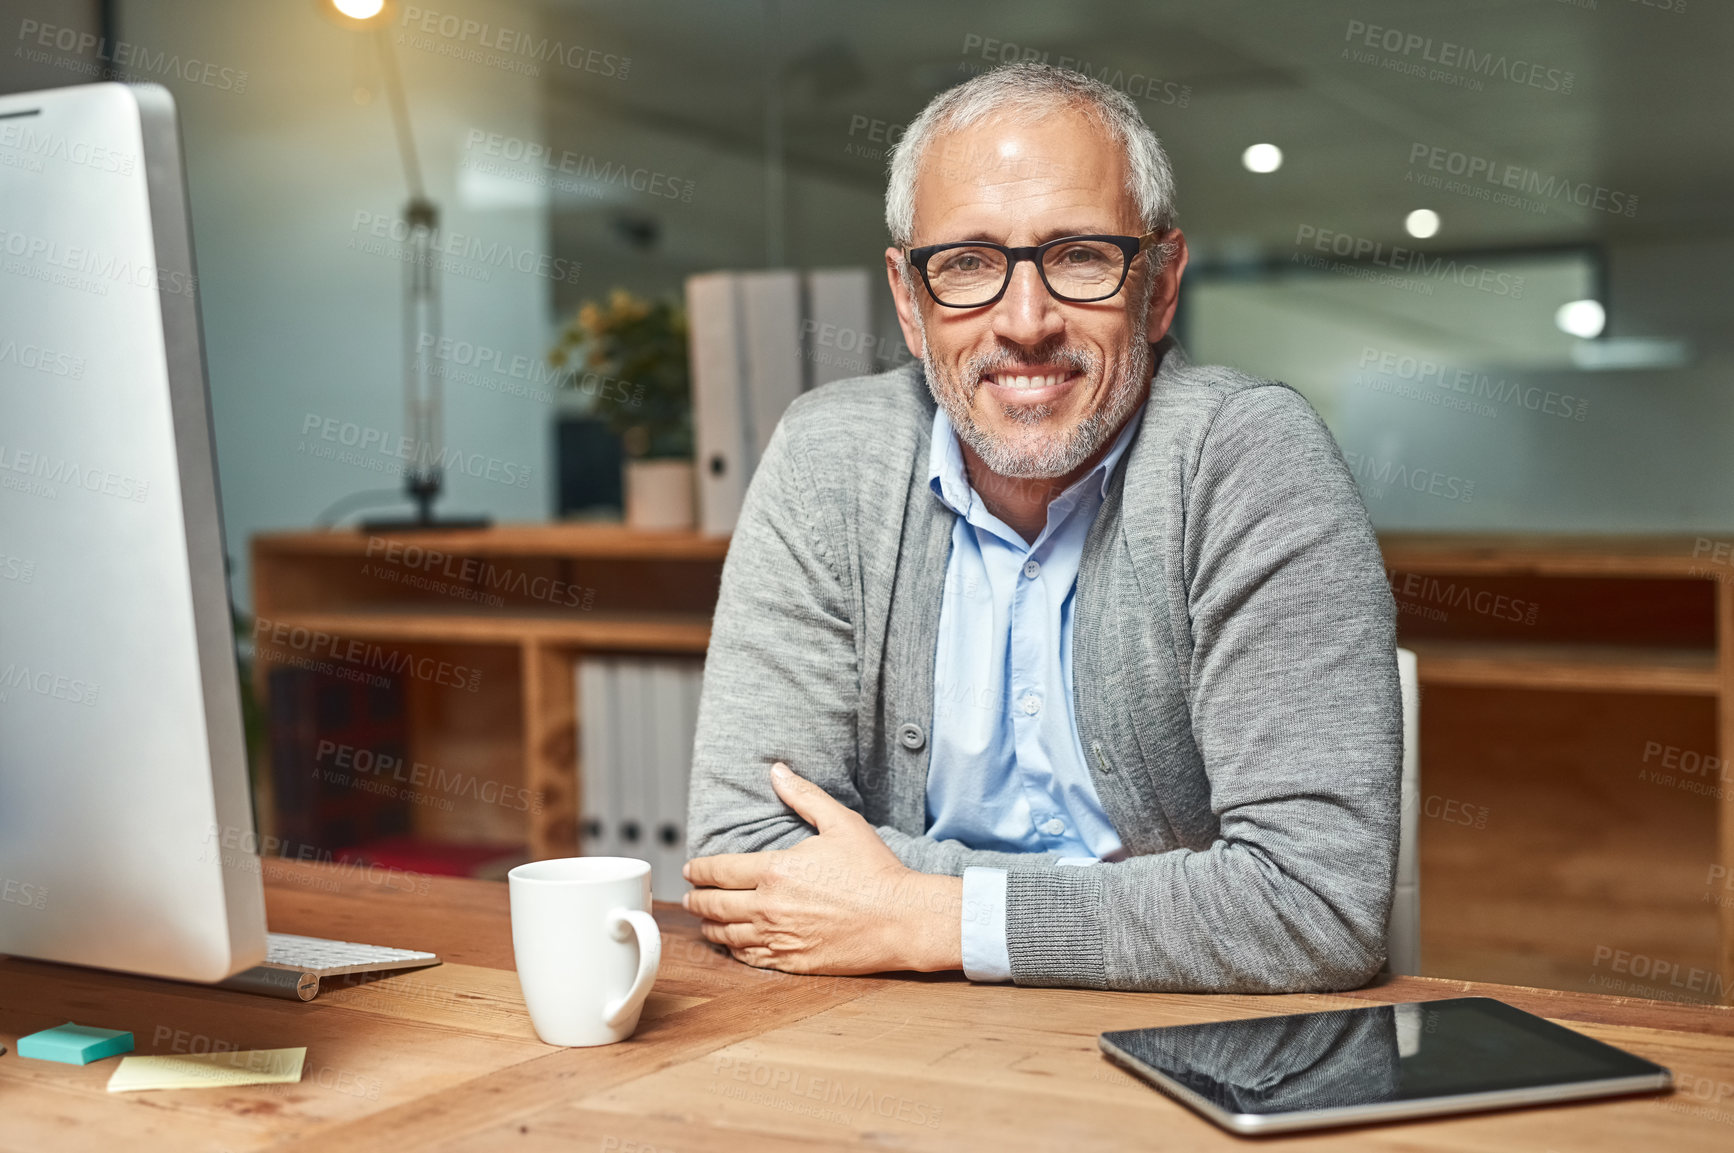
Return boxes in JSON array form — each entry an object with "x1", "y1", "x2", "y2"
[{"x1": 6, "y1": 0, "x2": 1731, "y2": 1005}]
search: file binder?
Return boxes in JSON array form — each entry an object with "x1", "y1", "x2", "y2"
[
  {"x1": 687, "y1": 267, "x2": 874, "y2": 535},
  {"x1": 576, "y1": 655, "x2": 703, "y2": 902}
]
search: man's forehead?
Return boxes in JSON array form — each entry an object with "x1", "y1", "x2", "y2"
[{"x1": 913, "y1": 110, "x2": 1135, "y2": 235}]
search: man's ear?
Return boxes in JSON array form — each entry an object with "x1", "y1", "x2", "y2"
[
  {"x1": 1143, "y1": 229, "x2": 1190, "y2": 343},
  {"x1": 885, "y1": 247, "x2": 925, "y2": 361}
]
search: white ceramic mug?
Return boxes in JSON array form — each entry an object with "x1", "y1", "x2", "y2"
[{"x1": 508, "y1": 856, "x2": 662, "y2": 1047}]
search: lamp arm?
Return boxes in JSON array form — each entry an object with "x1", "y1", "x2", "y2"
[{"x1": 372, "y1": 25, "x2": 425, "y2": 201}]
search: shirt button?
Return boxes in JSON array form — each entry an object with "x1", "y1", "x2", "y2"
[
  {"x1": 1042, "y1": 818, "x2": 1066, "y2": 836},
  {"x1": 1022, "y1": 559, "x2": 1041, "y2": 579},
  {"x1": 1021, "y1": 695, "x2": 1041, "y2": 716},
  {"x1": 897, "y1": 722, "x2": 925, "y2": 751}
]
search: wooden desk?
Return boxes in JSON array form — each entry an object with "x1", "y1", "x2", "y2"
[{"x1": 4, "y1": 860, "x2": 1734, "y2": 1151}]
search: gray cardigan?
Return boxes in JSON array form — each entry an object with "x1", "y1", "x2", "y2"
[{"x1": 686, "y1": 338, "x2": 1401, "y2": 993}]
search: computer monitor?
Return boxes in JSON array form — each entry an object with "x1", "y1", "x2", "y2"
[{"x1": 0, "y1": 82, "x2": 267, "y2": 982}]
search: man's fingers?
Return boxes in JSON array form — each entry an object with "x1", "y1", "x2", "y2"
[
  {"x1": 700, "y1": 919, "x2": 765, "y2": 949},
  {"x1": 730, "y1": 946, "x2": 779, "y2": 970},
  {"x1": 770, "y1": 762, "x2": 855, "y2": 834},
  {"x1": 683, "y1": 887, "x2": 758, "y2": 923},
  {"x1": 685, "y1": 851, "x2": 776, "y2": 889}
]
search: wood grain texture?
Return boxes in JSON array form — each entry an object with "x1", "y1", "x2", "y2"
[
  {"x1": 523, "y1": 640, "x2": 579, "y2": 859},
  {"x1": 251, "y1": 608, "x2": 712, "y2": 652},
  {"x1": 1408, "y1": 641, "x2": 1720, "y2": 695},
  {"x1": 443, "y1": 981, "x2": 1734, "y2": 1153},
  {"x1": 6, "y1": 862, "x2": 1734, "y2": 1151},
  {"x1": 255, "y1": 524, "x2": 732, "y2": 562},
  {"x1": 1379, "y1": 533, "x2": 1718, "y2": 577},
  {"x1": 1717, "y1": 575, "x2": 1734, "y2": 984},
  {"x1": 1416, "y1": 687, "x2": 1724, "y2": 1002}
]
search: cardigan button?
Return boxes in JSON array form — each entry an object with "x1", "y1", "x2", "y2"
[{"x1": 897, "y1": 722, "x2": 926, "y2": 751}]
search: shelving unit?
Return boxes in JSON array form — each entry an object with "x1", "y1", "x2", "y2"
[
  {"x1": 1380, "y1": 533, "x2": 1734, "y2": 987},
  {"x1": 251, "y1": 525, "x2": 725, "y2": 861}
]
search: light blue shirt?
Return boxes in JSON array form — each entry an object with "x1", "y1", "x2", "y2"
[{"x1": 925, "y1": 401, "x2": 1144, "y2": 981}]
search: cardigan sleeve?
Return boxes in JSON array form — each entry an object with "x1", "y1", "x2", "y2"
[{"x1": 684, "y1": 402, "x2": 867, "y2": 859}]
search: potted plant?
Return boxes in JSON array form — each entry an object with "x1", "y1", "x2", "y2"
[{"x1": 550, "y1": 289, "x2": 694, "y2": 530}]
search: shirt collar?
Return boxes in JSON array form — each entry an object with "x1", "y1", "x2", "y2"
[{"x1": 927, "y1": 398, "x2": 1146, "y2": 520}]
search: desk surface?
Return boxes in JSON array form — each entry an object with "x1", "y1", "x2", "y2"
[{"x1": 4, "y1": 860, "x2": 1734, "y2": 1152}]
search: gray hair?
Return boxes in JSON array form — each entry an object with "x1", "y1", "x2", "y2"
[{"x1": 884, "y1": 62, "x2": 1178, "y2": 249}]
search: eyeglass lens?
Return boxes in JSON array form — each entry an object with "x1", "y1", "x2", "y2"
[{"x1": 925, "y1": 239, "x2": 1127, "y2": 306}]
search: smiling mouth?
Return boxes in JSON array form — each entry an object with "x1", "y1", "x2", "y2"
[{"x1": 981, "y1": 368, "x2": 1080, "y2": 392}]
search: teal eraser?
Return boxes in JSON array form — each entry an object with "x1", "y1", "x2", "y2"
[{"x1": 16, "y1": 1023, "x2": 134, "y2": 1065}]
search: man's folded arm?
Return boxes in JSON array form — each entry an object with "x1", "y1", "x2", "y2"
[
  {"x1": 685, "y1": 408, "x2": 866, "y2": 860},
  {"x1": 997, "y1": 386, "x2": 1402, "y2": 993},
  {"x1": 871, "y1": 826, "x2": 1059, "y2": 874}
]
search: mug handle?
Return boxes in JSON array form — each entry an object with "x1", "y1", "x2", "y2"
[{"x1": 602, "y1": 908, "x2": 662, "y2": 1030}]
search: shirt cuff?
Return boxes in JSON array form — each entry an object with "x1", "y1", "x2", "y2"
[{"x1": 960, "y1": 867, "x2": 1012, "y2": 982}]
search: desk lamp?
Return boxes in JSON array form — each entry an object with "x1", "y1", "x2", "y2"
[{"x1": 318, "y1": 0, "x2": 487, "y2": 530}]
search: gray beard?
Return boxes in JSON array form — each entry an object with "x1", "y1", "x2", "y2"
[{"x1": 919, "y1": 323, "x2": 1152, "y2": 481}]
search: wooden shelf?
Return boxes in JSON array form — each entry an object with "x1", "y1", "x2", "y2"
[
  {"x1": 255, "y1": 522, "x2": 732, "y2": 563},
  {"x1": 1380, "y1": 532, "x2": 1724, "y2": 579},
  {"x1": 1407, "y1": 641, "x2": 1721, "y2": 696},
  {"x1": 253, "y1": 525, "x2": 729, "y2": 863},
  {"x1": 255, "y1": 607, "x2": 712, "y2": 653}
]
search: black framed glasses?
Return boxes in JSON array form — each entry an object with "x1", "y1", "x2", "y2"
[{"x1": 904, "y1": 231, "x2": 1162, "y2": 309}]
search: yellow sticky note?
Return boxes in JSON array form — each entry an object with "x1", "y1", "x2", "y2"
[{"x1": 106, "y1": 1047, "x2": 307, "y2": 1092}]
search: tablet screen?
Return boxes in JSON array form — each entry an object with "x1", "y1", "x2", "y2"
[{"x1": 1100, "y1": 997, "x2": 1667, "y2": 1118}]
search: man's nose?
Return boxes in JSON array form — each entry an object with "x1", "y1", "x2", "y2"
[{"x1": 990, "y1": 259, "x2": 1064, "y2": 348}]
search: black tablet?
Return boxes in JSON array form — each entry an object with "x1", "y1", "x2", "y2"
[{"x1": 1098, "y1": 997, "x2": 1671, "y2": 1135}]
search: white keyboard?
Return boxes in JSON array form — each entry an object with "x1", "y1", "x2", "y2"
[
  {"x1": 216, "y1": 932, "x2": 441, "y2": 1001},
  {"x1": 264, "y1": 932, "x2": 439, "y2": 976}
]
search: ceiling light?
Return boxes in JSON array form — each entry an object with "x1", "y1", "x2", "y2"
[
  {"x1": 1404, "y1": 209, "x2": 1440, "y2": 239},
  {"x1": 315, "y1": 0, "x2": 395, "y2": 25},
  {"x1": 1241, "y1": 143, "x2": 1283, "y2": 174},
  {"x1": 1555, "y1": 299, "x2": 1606, "y2": 339}
]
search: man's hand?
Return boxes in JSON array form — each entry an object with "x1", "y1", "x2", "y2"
[{"x1": 682, "y1": 763, "x2": 962, "y2": 975}]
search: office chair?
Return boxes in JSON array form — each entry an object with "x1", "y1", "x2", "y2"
[{"x1": 1385, "y1": 647, "x2": 1422, "y2": 976}]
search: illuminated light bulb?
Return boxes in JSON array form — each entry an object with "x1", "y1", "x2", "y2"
[
  {"x1": 1241, "y1": 143, "x2": 1282, "y2": 174},
  {"x1": 1405, "y1": 209, "x2": 1440, "y2": 239},
  {"x1": 334, "y1": 0, "x2": 386, "y2": 20},
  {"x1": 1555, "y1": 299, "x2": 1606, "y2": 339}
]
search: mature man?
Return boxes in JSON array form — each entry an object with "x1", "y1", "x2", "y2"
[{"x1": 682, "y1": 62, "x2": 1400, "y2": 992}]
